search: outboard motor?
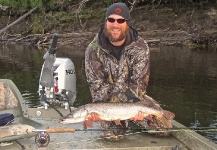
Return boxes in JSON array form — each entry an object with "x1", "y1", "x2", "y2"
[{"x1": 38, "y1": 33, "x2": 76, "y2": 109}]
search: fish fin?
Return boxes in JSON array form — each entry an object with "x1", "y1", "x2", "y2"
[
  {"x1": 84, "y1": 118, "x2": 93, "y2": 128},
  {"x1": 136, "y1": 100, "x2": 161, "y2": 110},
  {"x1": 90, "y1": 112, "x2": 102, "y2": 121},
  {"x1": 83, "y1": 121, "x2": 87, "y2": 129},
  {"x1": 148, "y1": 114, "x2": 153, "y2": 122},
  {"x1": 144, "y1": 114, "x2": 153, "y2": 122},
  {"x1": 146, "y1": 116, "x2": 158, "y2": 127},
  {"x1": 114, "y1": 119, "x2": 122, "y2": 126}
]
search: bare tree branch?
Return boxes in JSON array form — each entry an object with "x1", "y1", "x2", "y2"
[
  {"x1": 0, "y1": 4, "x2": 9, "y2": 10},
  {"x1": 0, "y1": 6, "x2": 38, "y2": 35},
  {"x1": 129, "y1": 0, "x2": 140, "y2": 12},
  {"x1": 76, "y1": 0, "x2": 90, "y2": 27}
]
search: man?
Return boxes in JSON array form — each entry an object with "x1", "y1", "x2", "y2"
[{"x1": 85, "y1": 2, "x2": 166, "y2": 140}]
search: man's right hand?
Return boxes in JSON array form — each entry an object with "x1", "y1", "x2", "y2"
[
  {"x1": 88, "y1": 113, "x2": 102, "y2": 122},
  {"x1": 130, "y1": 111, "x2": 144, "y2": 122}
]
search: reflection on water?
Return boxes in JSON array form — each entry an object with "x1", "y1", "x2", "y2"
[
  {"x1": 0, "y1": 43, "x2": 217, "y2": 143},
  {"x1": 148, "y1": 46, "x2": 217, "y2": 142}
]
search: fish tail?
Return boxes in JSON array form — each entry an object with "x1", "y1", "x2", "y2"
[
  {"x1": 160, "y1": 114, "x2": 173, "y2": 128},
  {"x1": 162, "y1": 110, "x2": 175, "y2": 120},
  {"x1": 149, "y1": 115, "x2": 173, "y2": 136},
  {"x1": 152, "y1": 111, "x2": 174, "y2": 129}
]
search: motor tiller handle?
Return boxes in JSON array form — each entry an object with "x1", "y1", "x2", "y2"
[{"x1": 48, "y1": 33, "x2": 58, "y2": 54}]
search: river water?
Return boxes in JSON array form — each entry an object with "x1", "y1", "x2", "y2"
[{"x1": 0, "y1": 43, "x2": 217, "y2": 144}]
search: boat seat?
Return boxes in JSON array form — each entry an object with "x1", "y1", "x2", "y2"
[{"x1": 0, "y1": 79, "x2": 46, "y2": 142}]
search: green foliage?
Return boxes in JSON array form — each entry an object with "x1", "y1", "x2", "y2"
[
  {"x1": 32, "y1": 21, "x2": 44, "y2": 34},
  {"x1": 136, "y1": 0, "x2": 216, "y2": 8},
  {"x1": 1, "y1": 0, "x2": 216, "y2": 13},
  {"x1": 0, "y1": 0, "x2": 56, "y2": 12}
]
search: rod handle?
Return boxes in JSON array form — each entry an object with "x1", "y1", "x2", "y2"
[{"x1": 46, "y1": 128, "x2": 75, "y2": 133}]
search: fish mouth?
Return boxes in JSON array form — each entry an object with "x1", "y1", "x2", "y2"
[
  {"x1": 59, "y1": 118, "x2": 65, "y2": 124},
  {"x1": 58, "y1": 115, "x2": 83, "y2": 124},
  {"x1": 59, "y1": 115, "x2": 69, "y2": 124}
]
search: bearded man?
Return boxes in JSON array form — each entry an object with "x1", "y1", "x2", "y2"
[{"x1": 85, "y1": 2, "x2": 161, "y2": 140}]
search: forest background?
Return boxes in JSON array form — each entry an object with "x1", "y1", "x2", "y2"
[{"x1": 0, "y1": 0, "x2": 217, "y2": 48}]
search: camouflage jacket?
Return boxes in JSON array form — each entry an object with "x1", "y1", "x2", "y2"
[{"x1": 85, "y1": 27, "x2": 150, "y2": 102}]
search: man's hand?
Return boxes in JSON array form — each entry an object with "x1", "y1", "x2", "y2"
[
  {"x1": 87, "y1": 113, "x2": 102, "y2": 122},
  {"x1": 130, "y1": 111, "x2": 144, "y2": 121}
]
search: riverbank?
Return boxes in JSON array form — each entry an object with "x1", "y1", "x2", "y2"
[{"x1": 0, "y1": 5, "x2": 217, "y2": 49}]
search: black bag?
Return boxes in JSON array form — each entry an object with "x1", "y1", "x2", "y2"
[{"x1": 0, "y1": 113, "x2": 14, "y2": 126}]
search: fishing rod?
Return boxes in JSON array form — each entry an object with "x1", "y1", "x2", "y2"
[
  {"x1": 32, "y1": 126, "x2": 217, "y2": 133},
  {"x1": 129, "y1": 127, "x2": 217, "y2": 132},
  {"x1": 32, "y1": 126, "x2": 217, "y2": 147}
]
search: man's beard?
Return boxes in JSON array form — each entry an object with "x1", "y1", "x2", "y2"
[{"x1": 104, "y1": 25, "x2": 129, "y2": 42}]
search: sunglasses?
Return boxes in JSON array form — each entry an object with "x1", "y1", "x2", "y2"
[{"x1": 107, "y1": 18, "x2": 128, "y2": 24}]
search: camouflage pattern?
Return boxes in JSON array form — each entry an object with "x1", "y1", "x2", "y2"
[
  {"x1": 85, "y1": 33, "x2": 150, "y2": 103},
  {"x1": 0, "y1": 82, "x2": 18, "y2": 110}
]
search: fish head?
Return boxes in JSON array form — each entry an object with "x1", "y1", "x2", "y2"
[{"x1": 59, "y1": 108, "x2": 87, "y2": 124}]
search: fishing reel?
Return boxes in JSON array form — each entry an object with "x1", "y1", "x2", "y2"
[
  {"x1": 35, "y1": 132, "x2": 50, "y2": 147},
  {"x1": 34, "y1": 128, "x2": 75, "y2": 147}
]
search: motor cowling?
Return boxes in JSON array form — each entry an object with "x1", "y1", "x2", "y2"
[
  {"x1": 38, "y1": 33, "x2": 76, "y2": 109},
  {"x1": 39, "y1": 57, "x2": 76, "y2": 108},
  {"x1": 53, "y1": 58, "x2": 76, "y2": 104}
]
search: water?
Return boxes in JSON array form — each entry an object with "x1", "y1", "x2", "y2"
[{"x1": 0, "y1": 43, "x2": 217, "y2": 143}]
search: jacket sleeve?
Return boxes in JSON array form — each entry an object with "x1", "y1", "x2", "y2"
[
  {"x1": 85, "y1": 42, "x2": 114, "y2": 102},
  {"x1": 128, "y1": 38, "x2": 150, "y2": 101}
]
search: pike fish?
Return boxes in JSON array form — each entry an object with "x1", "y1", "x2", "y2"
[{"x1": 59, "y1": 101, "x2": 175, "y2": 129}]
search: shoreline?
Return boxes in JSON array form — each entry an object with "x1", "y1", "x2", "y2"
[{"x1": 0, "y1": 29, "x2": 216, "y2": 49}]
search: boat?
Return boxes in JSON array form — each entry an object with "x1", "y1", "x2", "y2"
[{"x1": 1, "y1": 79, "x2": 217, "y2": 150}]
